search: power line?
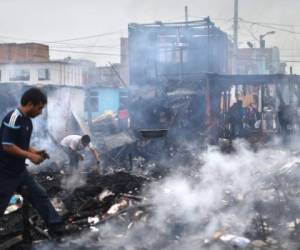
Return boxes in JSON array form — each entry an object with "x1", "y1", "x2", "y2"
[
  {"x1": 51, "y1": 44, "x2": 120, "y2": 49},
  {"x1": 282, "y1": 61, "x2": 300, "y2": 63},
  {"x1": 0, "y1": 29, "x2": 125, "y2": 45},
  {"x1": 239, "y1": 18, "x2": 300, "y2": 36},
  {"x1": 48, "y1": 30, "x2": 125, "y2": 43},
  {"x1": 0, "y1": 34, "x2": 121, "y2": 49},
  {"x1": 189, "y1": 16, "x2": 233, "y2": 22},
  {"x1": 240, "y1": 18, "x2": 300, "y2": 28},
  {"x1": 50, "y1": 48, "x2": 122, "y2": 57},
  {"x1": 283, "y1": 54, "x2": 300, "y2": 58}
]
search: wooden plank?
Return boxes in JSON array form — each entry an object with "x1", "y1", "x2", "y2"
[{"x1": 0, "y1": 235, "x2": 23, "y2": 250}]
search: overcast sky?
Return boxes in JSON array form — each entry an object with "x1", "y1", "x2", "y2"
[{"x1": 0, "y1": 0, "x2": 299, "y2": 70}]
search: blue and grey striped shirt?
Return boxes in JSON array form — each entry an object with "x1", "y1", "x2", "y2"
[{"x1": 0, "y1": 109, "x2": 32, "y2": 175}]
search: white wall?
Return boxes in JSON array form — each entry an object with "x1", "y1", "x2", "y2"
[
  {"x1": 0, "y1": 62, "x2": 83, "y2": 86},
  {"x1": 47, "y1": 87, "x2": 86, "y2": 139}
]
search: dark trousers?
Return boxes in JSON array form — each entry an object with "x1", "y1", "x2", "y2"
[
  {"x1": 230, "y1": 120, "x2": 243, "y2": 138},
  {"x1": 0, "y1": 169, "x2": 61, "y2": 226},
  {"x1": 68, "y1": 151, "x2": 79, "y2": 168}
]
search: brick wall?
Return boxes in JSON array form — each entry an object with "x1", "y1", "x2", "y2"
[{"x1": 0, "y1": 43, "x2": 49, "y2": 63}]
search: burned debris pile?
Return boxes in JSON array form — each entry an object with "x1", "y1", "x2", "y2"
[
  {"x1": 2, "y1": 152, "x2": 300, "y2": 250},
  {"x1": 0, "y1": 171, "x2": 150, "y2": 250}
]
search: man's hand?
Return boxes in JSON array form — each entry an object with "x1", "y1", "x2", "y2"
[
  {"x1": 28, "y1": 153, "x2": 45, "y2": 165},
  {"x1": 90, "y1": 148, "x2": 100, "y2": 164},
  {"x1": 3, "y1": 144, "x2": 46, "y2": 164},
  {"x1": 37, "y1": 150, "x2": 50, "y2": 159}
]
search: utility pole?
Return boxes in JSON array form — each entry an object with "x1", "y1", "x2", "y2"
[
  {"x1": 185, "y1": 6, "x2": 189, "y2": 23},
  {"x1": 233, "y1": 0, "x2": 239, "y2": 74},
  {"x1": 232, "y1": 0, "x2": 239, "y2": 102},
  {"x1": 259, "y1": 31, "x2": 275, "y2": 48}
]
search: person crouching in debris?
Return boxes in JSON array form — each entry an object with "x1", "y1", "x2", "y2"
[
  {"x1": 60, "y1": 134, "x2": 100, "y2": 169},
  {"x1": 0, "y1": 88, "x2": 63, "y2": 237}
]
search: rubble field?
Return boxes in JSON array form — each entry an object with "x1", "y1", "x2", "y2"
[{"x1": 1, "y1": 153, "x2": 300, "y2": 250}]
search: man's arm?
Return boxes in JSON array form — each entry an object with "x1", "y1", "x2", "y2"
[
  {"x1": 3, "y1": 144, "x2": 44, "y2": 164},
  {"x1": 89, "y1": 147, "x2": 100, "y2": 163},
  {"x1": 28, "y1": 146, "x2": 40, "y2": 154},
  {"x1": 1, "y1": 114, "x2": 44, "y2": 165}
]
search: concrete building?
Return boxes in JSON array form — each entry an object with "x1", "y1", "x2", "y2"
[
  {"x1": 84, "y1": 38, "x2": 130, "y2": 120},
  {"x1": 0, "y1": 43, "x2": 93, "y2": 138},
  {"x1": 0, "y1": 60, "x2": 84, "y2": 87},
  {"x1": 0, "y1": 82, "x2": 87, "y2": 141},
  {"x1": 0, "y1": 43, "x2": 92, "y2": 87},
  {"x1": 120, "y1": 37, "x2": 129, "y2": 85},
  {"x1": 0, "y1": 42, "x2": 129, "y2": 139},
  {"x1": 95, "y1": 64, "x2": 124, "y2": 87},
  {"x1": 238, "y1": 47, "x2": 283, "y2": 74},
  {"x1": 128, "y1": 18, "x2": 230, "y2": 85},
  {"x1": 91, "y1": 37, "x2": 129, "y2": 88}
]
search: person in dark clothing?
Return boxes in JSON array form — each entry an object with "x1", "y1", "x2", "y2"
[
  {"x1": 0, "y1": 88, "x2": 62, "y2": 235},
  {"x1": 245, "y1": 103, "x2": 259, "y2": 129},
  {"x1": 228, "y1": 100, "x2": 244, "y2": 138},
  {"x1": 278, "y1": 104, "x2": 295, "y2": 134}
]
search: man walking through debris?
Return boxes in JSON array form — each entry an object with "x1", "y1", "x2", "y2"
[
  {"x1": 60, "y1": 134, "x2": 100, "y2": 168},
  {"x1": 0, "y1": 88, "x2": 63, "y2": 236}
]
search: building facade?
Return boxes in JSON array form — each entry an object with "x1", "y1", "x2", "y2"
[
  {"x1": 0, "y1": 43, "x2": 49, "y2": 63},
  {"x1": 128, "y1": 18, "x2": 230, "y2": 85},
  {"x1": 0, "y1": 61, "x2": 84, "y2": 87},
  {"x1": 238, "y1": 47, "x2": 283, "y2": 75}
]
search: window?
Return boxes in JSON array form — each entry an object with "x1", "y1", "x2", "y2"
[
  {"x1": 9, "y1": 69, "x2": 30, "y2": 81},
  {"x1": 38, "y1": 69, "x2": 50, "y2": 80}
]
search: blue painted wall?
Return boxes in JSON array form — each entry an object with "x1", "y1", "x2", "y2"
[
  {"x1": 86, "y1": 87, "x2": 120, "y2": 119},
  {"x1": 98, "y1": 88, "x2": 120, "y2": 114}
]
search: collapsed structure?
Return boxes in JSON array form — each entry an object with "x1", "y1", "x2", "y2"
[
  {"x1": 128, "y1": 18, "x2": 228, "y2": 139},
  {"x1": 127, "y1": 18, "x2": 300, "y2": 147}
]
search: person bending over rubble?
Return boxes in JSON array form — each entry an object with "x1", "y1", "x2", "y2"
[
  {"x1": 60, "y1": 134, "x2": 100, "y2": 169},
  {"x1": 0, "y1": 88, "x2": 63, "y2": 237}
]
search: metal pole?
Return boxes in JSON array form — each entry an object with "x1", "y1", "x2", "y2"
[
  {"x1": 233, "y1": 0, "x2": 239, "y2": 74},
  {"x1": 207, "y1": 18, "x2": 211, "y2": 72},
  {"x1": 87, "y1": 90, "x2": 92, "y2": 128},
  {"x1": 289, "y1": 67, "x2": 293, "y2": 105}
]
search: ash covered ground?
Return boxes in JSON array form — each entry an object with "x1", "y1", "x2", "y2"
[{"x1": 2, "y1": 137, "x2": 300, "y2": 250}]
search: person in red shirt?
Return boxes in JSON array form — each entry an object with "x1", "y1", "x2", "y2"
[{"x1": 118, "y1": 103, "x2": 129, "y2": 131}]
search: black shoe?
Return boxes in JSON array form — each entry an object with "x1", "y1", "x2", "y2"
[
  {"x1": 48, "y1": 223, "x2": 65, "y2": 240},
  {"x1": 48, "y1": 223, "x2": 79, "y2": 239}
]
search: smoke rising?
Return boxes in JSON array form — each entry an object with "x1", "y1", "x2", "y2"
[
  {"x1": 35, "y1": 137, "x2": 300, "y2": 250},
  {"x1": 61, "y1": 169, "x2": 87, "y2": 192}
]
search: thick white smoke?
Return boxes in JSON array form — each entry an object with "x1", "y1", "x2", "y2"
[{"x1": 37, "y1": 137, "x2": 300, "y2": 250}]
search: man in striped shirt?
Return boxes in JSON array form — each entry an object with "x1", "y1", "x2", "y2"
[{"x1": 0, "y1": 88, "x2": 62, "y2": 234}]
